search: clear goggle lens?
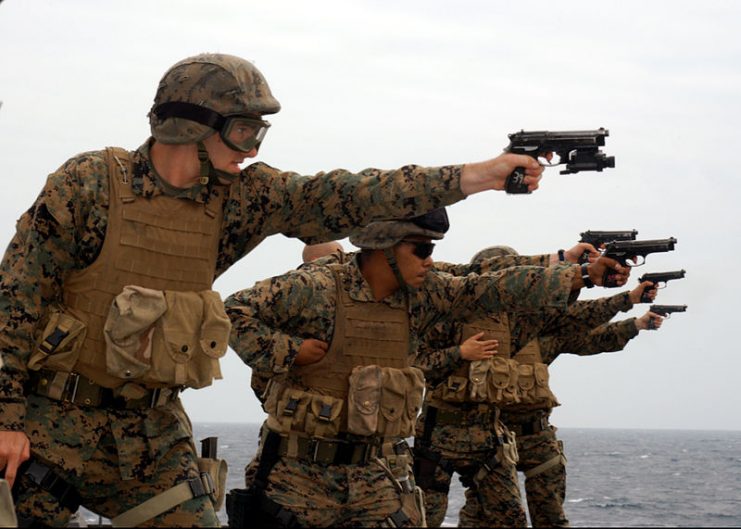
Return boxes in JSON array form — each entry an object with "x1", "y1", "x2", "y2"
[{"x1": 220, "y1": 116, "x2": 271, "y2": 152}]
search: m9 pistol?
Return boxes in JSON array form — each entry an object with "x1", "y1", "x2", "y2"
[
  {"x1": 504, "y1": 128, "x2": 616, "y2": 194},
  {"x1": 578, "y1": 229, "x2": 638, "y2": 263},
  {"x1": 601, "y1": 238, "x2": 677, "y2": 287},
  {"x1": 638, "y1": 270, "x2": 686, "y2": 303},
  {"x1": 648, "y1": 304, "x2": 688, "y2": 329}
]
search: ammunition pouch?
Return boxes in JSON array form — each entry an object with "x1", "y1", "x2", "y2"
[
  {"x1": 436, "y1": 357, "x2": 521, "y2": 405},
  {"x1": 197, "y1": 457, "x2": 228, "y2": 511},
  {"x1": 265, "y1": 388, "x2": 344, "y2": 439},
  {"x1": 104, "y1": 286, "x2": 230, "y2": 389},
  {"x1": 515, "y1": 362, "x2": 559, "y2": 408},
  {"x1": 347, "y1": 366, "x2": 424, "y2": 438}
]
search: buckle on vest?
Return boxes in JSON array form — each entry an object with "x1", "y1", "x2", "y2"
[
  {"x1": 40, "y1": 327, "x2": 69, "y2": 355},
  {"x1": 283, "y1": 398, "x2": 299, "y2": 417},
  {"x1": 317, "y1": 403, "x2": 333, "y2": 422}
]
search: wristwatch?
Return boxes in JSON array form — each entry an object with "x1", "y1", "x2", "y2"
[{"x1": 580, "y1": 262, "x2": 594, "y2": 288}]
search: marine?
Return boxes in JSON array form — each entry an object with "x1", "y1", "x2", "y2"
[
  {"x1": 414, "y1": 245, "x2": 661, "y2": 527},
  {"x1": 0, "y1": 52, "x2": 551, "y2": 527},
  {"x1": 223, "y1": 209, "x2": 628, "y2": 527}
]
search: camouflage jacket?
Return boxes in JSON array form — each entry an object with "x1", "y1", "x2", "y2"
[
  {"x1": 247, "y1": 251, "x2": 556, "y2": 402},
  {"x1": 420, "y1": 260, "x2": 635, "y2": 386},
  {"x1": 0, "y1": 139, "x2": 465, "y2": 430},
  {"x1": 225, "y1": 255, "x2": 579, "y2": 383}
]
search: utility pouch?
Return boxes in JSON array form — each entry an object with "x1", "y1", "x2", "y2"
[
  {"x1": 28, "y1": 309, "x2": 87, "y2": 372},
  {"x1": 516, "y1": 364, "x2": 537, "y2": 404},
  {"x1": 197, "y1": 457, "x2": 228, "y2": 510},
  {"x1": 487, "y1": 357, "x2": 520, "y2": 404},
  {"x1": 266, "y1": 388, "x2": 312, "y2": 435},
  {"x1": 347, "y1": 365, "x2": 382, "y2": 436},
  {"x1": 440, "y1": 375, "x2": 468, "y2": 403},
  {"x1": 468, "y1": 360, "x2": 490, "y2": 402},
  {"x1": 377, "y1": 367, "x2": 424, "y2": 438},
  {"x1": 104, "y1": 286, "x2": 167, "y2": 380},
  {"x1": 533, "y1": 364, "x2": 560, "y2": 408}
]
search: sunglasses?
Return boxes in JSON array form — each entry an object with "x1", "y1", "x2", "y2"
[{"x1": 403, "y1": 240, "x2": 435, "y2": 259}]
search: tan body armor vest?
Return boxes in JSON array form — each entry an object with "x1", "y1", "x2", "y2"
[
  {"x1": 507, "y1": 339, "x2": 560, "y2": 411},
  {"x1": 264, "y1": 265, "x2": 424, "y2": 439},
  {"x1": 429, "y1": 314, "x2": 521, "y2": 408},
  {"x1": 30, "y1": 148, "x2": 228, "y2": 389}
]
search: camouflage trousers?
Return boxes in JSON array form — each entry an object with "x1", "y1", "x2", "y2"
[
  {"x1": 13, "y1": 394, "x2": 219, "y2": 527},
  {"x1": 247, "y1": 450, "x2": 423, "y2": 527},
  {"x1": 417, "y1": 443, "x2": 525, "y2": 528},
  {"x1": 513, "y1": 424, "x2": 569, "y2": 528}
]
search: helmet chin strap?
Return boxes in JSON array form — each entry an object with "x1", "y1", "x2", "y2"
[
  {"x1": 383, "y1": 247, "x2": 409, "y2": 292},
  {"x1": 196, "y1": 142, "x2": 239, "y2": 186}
]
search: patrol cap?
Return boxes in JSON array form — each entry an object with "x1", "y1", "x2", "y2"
[
  {"x1": 149, "y1": 53, "x2": 281, "y2": 146},
  {"x1": 470, "y1": 245, "x2": 519, "y2": 264},
  {"x1": 350, "y1": 208, "x2": 449, "y2": 249}
]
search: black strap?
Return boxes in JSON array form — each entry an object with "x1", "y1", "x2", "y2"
[
  {"x1": 421, "y1": 406, "x2": 438, "y2": 447},
  {"x1": 152, "y1": 101, "x2": 225, "y2": 130},
  {"x1": 15, "y1": 459, "x2": 81, "y2": 512},
  {"x1": 255, "y1": 430, "x2": 282, "y2": 490}
]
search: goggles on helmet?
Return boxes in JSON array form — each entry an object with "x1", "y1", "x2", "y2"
[{"x1": 152, "y1": 101, "x2": 270, "y2": 152}]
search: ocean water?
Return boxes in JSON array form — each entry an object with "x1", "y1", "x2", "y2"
[{"x1": 81, "y1": 424, "x2": 741, "y2": 527}]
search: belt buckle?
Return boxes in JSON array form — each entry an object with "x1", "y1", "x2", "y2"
[
  {"x1": 309, "y1": 438, "x2": 322, "y2": 463},
  {"x1": 150, "y1": 388, "x2": 163, "y2": 408},
  {"x1": 65, "y1": 373, "x2": 81, "y2": 403},
  {"x1": 539, "y1": 417, "x2": 548, "y2": 432}
]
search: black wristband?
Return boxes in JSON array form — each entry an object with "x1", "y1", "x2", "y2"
[
  {"x1": 558, "y1": 249, "x2": 566, "y2": 262},
  {"x1": 580, "y1": 262, "x2": 594, "y2": 288}
]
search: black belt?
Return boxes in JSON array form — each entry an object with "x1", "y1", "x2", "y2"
[
  {"x1": 507, "y1": 416, "x2": 549, "y2": 437},
  {"x1": 29, "y1": 369, "x2": 181, "y2": 410},
  {"x1": 272, "y1": 433, "x2": 407, "y2": 466},
  {"x1": 425, "y1": 403, "x2": 499, "y2": 427}
]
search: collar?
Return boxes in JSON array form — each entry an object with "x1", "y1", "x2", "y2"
[
  {"x1": 132, "y1": 138, "x2": 212, "y2": 204},
  {"x1": 339, "y1": 256, "x2": 408, "y2": 309}
]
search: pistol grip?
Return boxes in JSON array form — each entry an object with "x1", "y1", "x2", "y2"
[
  {"x1": 505, "y1": 167, "x2": 532, "y2": 194},
  {"x1": 578, "y1": 251, "x2": 590, "y2": 265},
  {"x1": 640, "y1": 286, "x2": 655, "y2": 304},
  {"x1": 602, "y1": 268, "x2": 619, "y2": 288},
  {"x1": 648, "y1": 317, "x2": 656, "y2": 330}
]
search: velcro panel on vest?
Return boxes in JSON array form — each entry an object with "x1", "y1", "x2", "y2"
[{"x1": 345, "y1": 317, "x2": 408, "y2": 360}]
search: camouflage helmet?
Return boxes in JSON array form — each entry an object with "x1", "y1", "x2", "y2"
[
  {"x1": 149, "y1": 53, "x2": 281, "y2": 144},
  {"x1": 470, "y1": 245, "x2": 519, "y2": 264},
  {"x1": 350, "y1": 208, "x2": 449, "y2": 249}
]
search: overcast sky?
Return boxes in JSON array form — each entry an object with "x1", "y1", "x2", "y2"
[{"x1": 1, "y1": 0, "x2": 740, "y2": 431}]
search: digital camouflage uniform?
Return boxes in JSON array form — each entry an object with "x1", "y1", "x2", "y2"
[
  {"x1": 225, "y1": 252, "x2": 579, "y2": 527},
  {"x1": 501, "y1": 311, "x2": 639, "y2": 528},
  {"x1": 413, "y1": 264, "x2": 637, "y2": 528},
  {"x1": 0, "y1": 133, "x2": 468, "y2": 525}
]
